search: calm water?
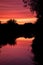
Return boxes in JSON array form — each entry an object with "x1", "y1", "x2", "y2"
[{"x1": 0, "y1": 37, "x2": 35, "y2": 65}]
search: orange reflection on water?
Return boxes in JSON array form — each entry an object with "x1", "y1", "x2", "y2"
[{"x1": 0, "y1": 37, "x2": 34, "y2": 65}]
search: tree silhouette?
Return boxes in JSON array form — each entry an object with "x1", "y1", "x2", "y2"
[
  {"x1": 7, "y1": 19, "x2": 16, "y2": 24},
  {"x1": 23, "y1": 0, "x2": 43, "y2": 65},
  {"x1": 23, "y1": 0, "x2": 43, "y2": 18},
  {"x1": 0, "y1": 21, "x2": 1, "y2": 24}
]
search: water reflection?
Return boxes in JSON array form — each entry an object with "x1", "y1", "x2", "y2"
[{"x1": 0, "y1": 37, "x2": 34, "y2": 65}]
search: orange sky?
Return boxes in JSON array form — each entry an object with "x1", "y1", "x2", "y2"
[{"x1": 0, "y1": 0, "x2": 37, "y2": 24}]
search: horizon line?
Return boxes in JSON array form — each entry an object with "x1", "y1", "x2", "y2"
[{"x1": 0, "y1": 17, "x2": 38, "y2": 24}]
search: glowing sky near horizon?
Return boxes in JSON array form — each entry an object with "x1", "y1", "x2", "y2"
[{"x1": 0, "y1": 0, "x2": 37, "y2": 24}]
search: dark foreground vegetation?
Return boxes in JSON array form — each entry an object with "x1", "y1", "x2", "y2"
[{"x1": 23, "y1": 0, "x2": 43, "y2": 65}]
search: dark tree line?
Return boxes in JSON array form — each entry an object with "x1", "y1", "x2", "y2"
[{"x1": 0, "y1": 19, "x2": 35, "y2": 48}]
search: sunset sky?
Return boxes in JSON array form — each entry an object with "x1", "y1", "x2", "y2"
[{"x1": 0, "y1": 0, "x2": 37, "y2": 24}]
